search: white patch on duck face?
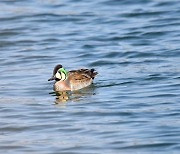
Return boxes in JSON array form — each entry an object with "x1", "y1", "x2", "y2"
[
  {"x1": 61, "y1": 72, "x2": 66, "y2": 81},
  {"x1": 55, "y1": 72, "x2": 61, "y2": 80}
]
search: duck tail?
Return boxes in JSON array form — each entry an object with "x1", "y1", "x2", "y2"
[{"x1": 90, "y1": 68, "x2": 98, "y2": 79}]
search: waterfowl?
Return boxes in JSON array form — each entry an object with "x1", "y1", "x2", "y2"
[{"x1": 48, "y1": 64, "x2": 98, "y2": 91}]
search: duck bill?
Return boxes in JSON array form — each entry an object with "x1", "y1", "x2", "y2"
[{"x1": 48, "y1": 76, "x2": 56, "y2": 81}]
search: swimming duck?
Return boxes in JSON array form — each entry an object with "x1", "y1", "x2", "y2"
[{"x1": 48, "y1": 64, "x2": 98, "y2": 91}]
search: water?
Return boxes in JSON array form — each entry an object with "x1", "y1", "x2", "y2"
[{"x1": 0, "y1": 0, "x2": 180, "y2": 153}]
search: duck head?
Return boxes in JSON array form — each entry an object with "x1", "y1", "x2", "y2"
[{"x1": 48, "y1": 64, "x2": 68, "y2": 81}]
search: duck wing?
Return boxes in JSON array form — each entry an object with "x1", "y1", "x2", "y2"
[{"x1": 68, "y1": 69, "x2": 97, "y2": 90}]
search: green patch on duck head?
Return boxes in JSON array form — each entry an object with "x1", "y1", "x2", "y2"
[{"x1": 58, "y1": 68, "x2": 68, "y2": 80}]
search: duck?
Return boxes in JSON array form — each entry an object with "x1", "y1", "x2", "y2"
[{"x1": 48, "y1": 64, "x2": 98, "y2": 91}]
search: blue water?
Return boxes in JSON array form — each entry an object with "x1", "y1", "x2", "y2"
[{"x1": 0, "y1": 0, "x2": 180, "y2": 153}]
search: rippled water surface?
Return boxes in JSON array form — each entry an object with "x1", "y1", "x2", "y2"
[{"x1": 0, "y1": 0, "x2": 180, "y2": 153}]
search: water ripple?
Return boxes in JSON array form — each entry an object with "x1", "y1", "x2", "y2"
[{"x1": 0, "y1": 0, "x2": 180, "y2": 153}]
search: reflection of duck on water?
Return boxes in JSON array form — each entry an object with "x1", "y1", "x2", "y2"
[
  {"x1": 55, "y1": 91, "x2": 69, "y2": 103},
  {"x1": 49, "y1": 87, "x2": 96, "y2": 104},
  {"x1": 48, "y1": 64, "x2": 98, "y2": 91}
]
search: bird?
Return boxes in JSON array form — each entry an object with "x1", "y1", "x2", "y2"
[{"x1": 48, "y1": 64, "x2": 98, "y2": 91}]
